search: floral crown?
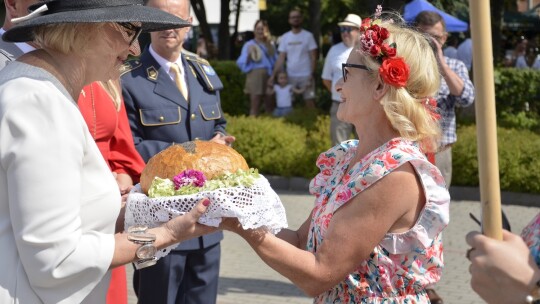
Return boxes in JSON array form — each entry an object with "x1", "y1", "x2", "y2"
[
  {"x1": 358, "y1": 6, "x2": 439, "y2": 121},
  {"x1": 358, "y1": 5, "x2": 409, "y2": 88}
]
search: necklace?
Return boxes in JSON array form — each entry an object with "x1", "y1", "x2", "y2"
[{"x1": 89, "y1": 84, "x2": 97, "y2": 139}]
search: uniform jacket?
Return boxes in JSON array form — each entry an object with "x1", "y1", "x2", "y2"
[{"x1": 121, "y1": 48, "x2": 226, "y2": 250}]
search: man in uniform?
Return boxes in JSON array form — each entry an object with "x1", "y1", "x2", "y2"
[{"x1": 121, "y1": 0, "x2": 234, "y2": 303}]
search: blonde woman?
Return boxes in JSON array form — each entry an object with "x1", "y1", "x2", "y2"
[
  {"x1": 0, "y1": 1, "x2": 215, "y2": 303},
  {"x1": 222, "y1": 9, "x2": 450, "y2": 303}
]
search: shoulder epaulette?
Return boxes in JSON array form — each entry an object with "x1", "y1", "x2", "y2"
[
  {"x1": 120, "y1": 58, "x2": 142, "y2": 76},
  {"x1": 183, "y1": 52, "x2": 223, "y2": 91},
  {"x1": 182, "y1": 49, "x2": 210, "y2": 66}
]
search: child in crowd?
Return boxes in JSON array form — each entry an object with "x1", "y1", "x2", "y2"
[{"x1": 267, "y1": 71, "x2": 305, "y2": 117}]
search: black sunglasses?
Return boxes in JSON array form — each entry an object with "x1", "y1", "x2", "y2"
[
  {"x1": 117, "y1": 22, "x2": 142, "y2": 46},
  {"x1": 339, "y1": 26, "x2": 357, "y2": 33},
  {"x1": 342, "y1": 63, "x2": 370, "y2": 82}
]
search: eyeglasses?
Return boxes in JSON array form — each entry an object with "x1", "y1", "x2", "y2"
[
  {"x1": 342, "y1": 63, "x2": 370, "y2": 82},
  {"x1": 339, "y1": 26, "x2": 357, "y2": 33},
  {"x1": 116, "y1": 22, "x2": 142, "y2": 46}
]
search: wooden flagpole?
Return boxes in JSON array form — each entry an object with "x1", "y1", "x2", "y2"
[{"x1": 469, "y1": 0, "x2": 503, "y2": 240}]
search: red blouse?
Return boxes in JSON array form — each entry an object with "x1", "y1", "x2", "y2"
[{"x1": 78, "y1": 82, "x2": 144, "y2": 182}]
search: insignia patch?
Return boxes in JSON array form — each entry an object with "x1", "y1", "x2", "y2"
[
  {"x1": 147, "y1": 66, "x2": 158, "y2": 81},
  {"x1": 202, "y1": 65, "x2": 216, "y2": 76},
  {"x1": 119, "y1": 60, "x2": 141, "y2": 76}
]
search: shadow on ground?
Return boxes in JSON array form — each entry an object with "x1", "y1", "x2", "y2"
[{"x1": 218, "y1": 277, "x2": 307, "y2": 298}]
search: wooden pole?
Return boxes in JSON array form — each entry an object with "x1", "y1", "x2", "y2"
[{"x1": 469, "y1": 0, "x2": 503, "y2": 240}]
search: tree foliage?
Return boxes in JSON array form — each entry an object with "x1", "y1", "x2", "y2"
[{"x1": 203, "y1": 0, "x2": 520, "y2": 61}]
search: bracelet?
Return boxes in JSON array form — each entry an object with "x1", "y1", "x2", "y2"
[
  {"x1": 526, "y1": 278, "x2": 540, "y2": 304},
  {"x1": 127, "y1": 225, "x2": 158, "y2": 270}
]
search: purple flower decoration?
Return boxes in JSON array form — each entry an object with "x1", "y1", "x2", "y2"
[{"x1": 173, "y1": 169, "x2": 207, "y2": 190}]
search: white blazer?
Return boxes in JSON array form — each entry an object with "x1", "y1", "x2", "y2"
[{"x1": 0, "y1": 62, "x2": 119, "y2": 303}]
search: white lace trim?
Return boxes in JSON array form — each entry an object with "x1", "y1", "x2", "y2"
[{"x1": 124, "y1": 175, "x2": 288, "y2": 259}]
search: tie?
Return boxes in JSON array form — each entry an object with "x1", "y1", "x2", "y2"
[{"x1": 170, "y1": 63, "x2": 188, "y2": 100}]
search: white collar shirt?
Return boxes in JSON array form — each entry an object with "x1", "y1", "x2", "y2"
[{"x1": 149, "y1": 45, "x2": 188, "y2": 94}]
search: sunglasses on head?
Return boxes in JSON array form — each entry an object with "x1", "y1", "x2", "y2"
[
  {"x1": 117, "y1": 22, "x2": 142, "y2": 46},
  {"x1": 342, "y1": 63, "x2": 370, "y2": 82},
  {"x1": 339, "y1": 26, "x2": 357, "y2": 33}
]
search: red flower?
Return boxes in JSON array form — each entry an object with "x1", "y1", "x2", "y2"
[
  {"x1": 379, "y1": 57, "x2": 409, "y2": 88},
  {"x1": 370, "y1": 44, "x2": 381, "y2": 56},
  {"x1": 361, "y1": 18, "x2": 371, "y2": 30},
  {"x1": 379, "y1": 27, "x2": 390, "y2": 40},
  {"x1": 381, "y1": 43, "x2": 396, "y2": 57}
]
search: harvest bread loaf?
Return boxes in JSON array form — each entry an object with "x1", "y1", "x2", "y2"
[{"x1": 140, "y1": 141, "x2": 249, "y2": 194}]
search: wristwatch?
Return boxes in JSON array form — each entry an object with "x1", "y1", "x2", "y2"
[
  {"x1": 526, "y1": 278, "x2": 540, "y2": 304},
  {"x1": 127, "y1": 225, "x2": 158, "y2": 269}
]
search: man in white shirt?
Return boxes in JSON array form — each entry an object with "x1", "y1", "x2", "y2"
[
  {"x1": 0, "y1": 0, "x2": 38, "y2": 69},
  {"x1": 270, "y1": 8, "x2": 318, "y2": 108},
  {"x1": 321, "y1": 14, "x2": 361, "y2": 146}
]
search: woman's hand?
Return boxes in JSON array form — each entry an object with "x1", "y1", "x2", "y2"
[
  {"x1": 466, "y1": 230, "x2": 540, "y2": 304},
  {"x1": 113, "y1": 172, "x2": 134, "y2": 195},
  {"x1": 219, "y1": 217, "x2": 243, "y2": 233},
  {"x1": 161, "y1": 198, "x2": 217, "y2": 245}
]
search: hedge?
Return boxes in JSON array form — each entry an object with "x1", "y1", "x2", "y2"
[
  {"x1": 494, "y1": 68, "x2": 540, "y2": 115},
  {"x1": 453, "y1": 125, "x2": 540, "y2": 193},
  {"x1": 226, "y1": 114, "x2": 540, "y2": 194},
  {"x1": 225, "y1": 110, "x2": 331, "y2": 178}
]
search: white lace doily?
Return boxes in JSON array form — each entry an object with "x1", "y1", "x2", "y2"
[{"x1": 124, "y1": 175, "x2": 288, "y2": 259}]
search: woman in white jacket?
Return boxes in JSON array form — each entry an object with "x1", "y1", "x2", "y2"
[{"x1": 0, "y1": 1, "x2": 215, "y2": 303}]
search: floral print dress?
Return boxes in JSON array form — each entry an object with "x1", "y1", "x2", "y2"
[
  {"x1": 521, "y1": 213, "x2": 540, "y2": 267},
  {"x1": 307, "y1": 138, "x2": 450, "y2": 304}
]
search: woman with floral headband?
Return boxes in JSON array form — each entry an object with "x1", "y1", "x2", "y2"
[{"x1": 220, "y1": 8, "x2": 449, "y2": 304}]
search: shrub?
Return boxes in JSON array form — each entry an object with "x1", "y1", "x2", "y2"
[
  {"x1": 499, "y1": 111, "x2": 540, "y2": 131},
  {"x1": 224, "y1": 116, "x2": 540, "y2": 194},
  {"x1": 225, "y1": 115, "x2": 309, "y2": 177},
  {"x1": 225, "y1": 113, "x2": 332, "y2": 178},
  {"x1": 210, "y1": 60, "x2": 248, "y2": 116},
  {"x1": 494, "y1": 68, "x2": 540, "y2": 115},
  {"x1": 453, "y1": 125, "x2": 540, "y2": 193}
]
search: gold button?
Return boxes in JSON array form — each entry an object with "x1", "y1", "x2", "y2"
[
  {"x1": 159, "y1": 116, "x2": 165, "y2": 122},
  {"x1": 194, "y1": 137, "x2": 200, "y2": 140},
  {"x1": 212, "y1": 111, "x2": 215, "y2": 115},
  {"x1": 191, "y1": 114, "x2": 196, "y2": 120}
]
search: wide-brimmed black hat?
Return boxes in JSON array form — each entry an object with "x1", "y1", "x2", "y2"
[{"x1": 3, "y1": 0, "x2": 191, "y2": 43}]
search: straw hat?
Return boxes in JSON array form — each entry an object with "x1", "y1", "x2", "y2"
[
  {"x1": 337, "y1": 14, "x2": 362, "y2": 28},
  {"x1": 3, "y1": 0, "x2": 191, "y2": 43}
]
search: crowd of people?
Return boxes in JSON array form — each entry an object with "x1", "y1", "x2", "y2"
[
  {"x1": 0, "y1": 0, "x2": 539, "y2": 304},
  {"x1": 503, "y1": 35, "x2": 540, "y2": 69}
]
